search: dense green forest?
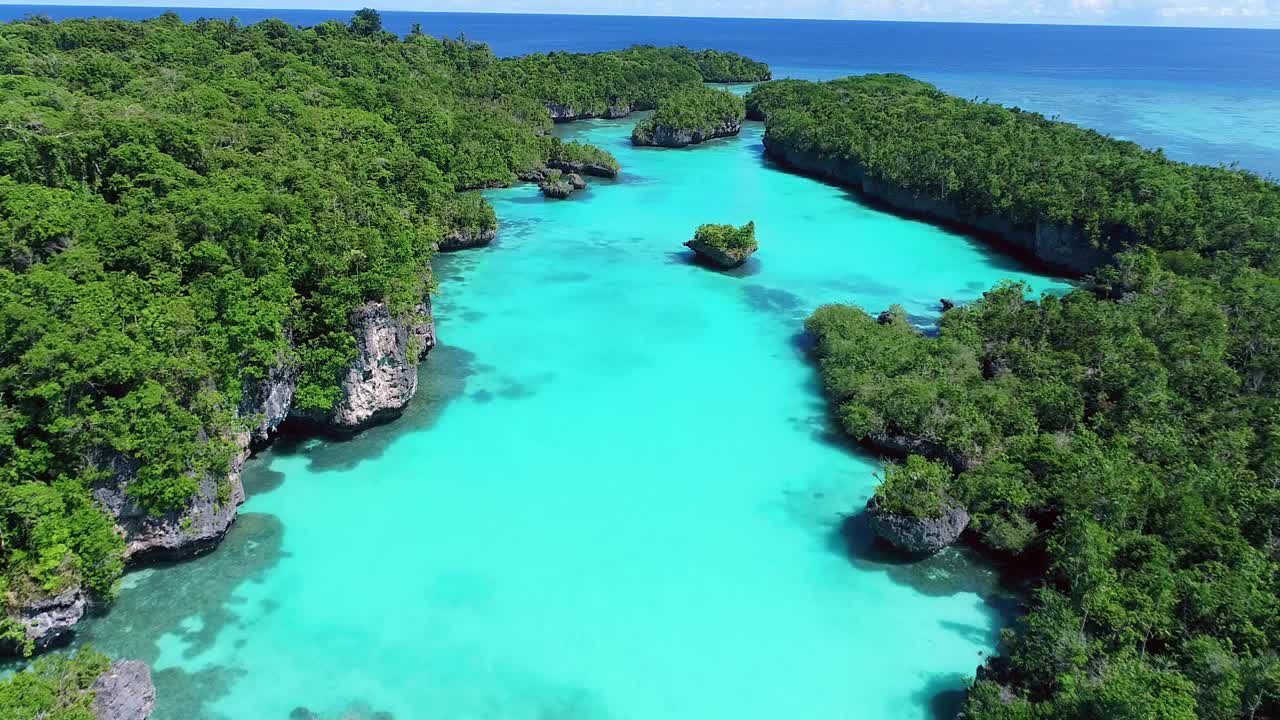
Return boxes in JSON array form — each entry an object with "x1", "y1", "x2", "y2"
[
  {"x1": 788, "y1": 75, "x2": 1280, "y2": 719},
  {"x1": 749, "y1": 75, "x2": 1280, "y2": 271},
  {"x1": 0, "y1": 9, "x2": 767, "y2": 653},
  {"x1": 631, "y1": 84, "x2": 745, "y2": 145}
]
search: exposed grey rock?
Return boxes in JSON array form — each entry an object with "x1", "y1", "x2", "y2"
[
  {"x1": 546, "y1": 159, "x2": 618, "y2": 179},
  {"x1": 545, "y1": 100, "x2": 648, "y2": 123},
  {"x1": 633, "y1": 117, "x2": 742, "y2": 148},
  {"x1": 865, "y1": 494, "x2": 970, "y2": 557},
  {"x1": 867, "y1": 431, "x2": 977, "y2": 472},
  {"x1": 683, "y1": 236, "x2": 755, "y2": 269},
  {"x1": 290, "y1": 298, "x2": 435, "y2": 432},
  {"x1": 437, "y1": 227, "x2": 497, "y2": 253},
  {"x1": 91, "y1": 443, "x2": 247, "y2": 564},
  {"x1": 539, "y1": 180, "x2": 574, "y2": 199},
  {"x1": 761, "y1": 138, "x2": 1116, "y2": 274},
  {"x1": 240, "y1": 361, "x2": 299, "y2": 445},
  {"x1": 0, "y1": 586, "x2": 85, "y2": 656},
  {"x1": 940, "y1": 298, "x2": 956, "y2": 311},
  {"x1": 91, "y1": 660, "x2": 156, "y2": 720},
  {"x1": 517, "y1": 168, "x2": 547, "y2": 182},
  {"x1": 567, "y1": 173, "x2": 587, "y2": 190}
]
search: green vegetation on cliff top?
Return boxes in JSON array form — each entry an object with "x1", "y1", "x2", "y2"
[
  {"x1": 632, "y1": 85, "x2": 746, "y2": 145},
  {"x1": 0, "y1": 9, "x2": 770, "y2": 641},
  {"x1": 796, "y1": 75, "x2": 1280, "y2": 720},
  {"x1": 693, "y1": 221, "x2": 757, "y2": 255},
  {"x1": 749, "y1": 75, "x2": 1280, "y2": 270}
]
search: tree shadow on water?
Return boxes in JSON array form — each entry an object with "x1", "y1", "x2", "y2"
[{"x1": 912, "y1": 672, "x2": 973, "y2": 720}]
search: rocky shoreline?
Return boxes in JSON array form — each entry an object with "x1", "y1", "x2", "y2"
[
  {"x1": 545, "y1": 100, "x2": 655, "y2": 123},
  {"x1": 761, "y1": 138, "x2": 1118, "y2": 275},
  {"x1": 4, "y1": 298, "x2": 436, "y2": 657}
]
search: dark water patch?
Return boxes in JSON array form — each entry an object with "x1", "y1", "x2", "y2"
[
  {"x1": 741, "y1": 284, "x2": 806, "y2": 321},
  {"x1": 242, "y1": 463, "x2": 286, "y2": 497},
  {"x1": 542, "y1": 270, "x2": 593, "y2": 284},
  {"x1": 68, "y1": 511, "x2": 287, "y2": 719},
  {"x1": 457, "y1": 308, "x2": 487, "y2": 323},
  {"x1": 912, "y1": 672, "x2": 973, "y2": 720},
  {"x1": 290, "y1": 701, "x2": 394, "y2": 719},
  {"x1": 271, "y1": 343, "x2": 479, "y2": 473},
  {"x1": 822, "y1": 275, "x2": 907, "y2": 303},
  {"x1": 939, "y1": 619, "x2": 997, "y2": 646},
  {"x1": 471, "y1": 389, "x2": 494, "y2": 404}
]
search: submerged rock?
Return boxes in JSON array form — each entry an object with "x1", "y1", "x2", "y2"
[
  {"x1": 0, "y1": 586, "x2": 86, "y2": 655},
  {"x1": 437, "y1": 227, "x2": 497, "y2": 253},
  {"x1": 290, "y1": 298, "x2": 435, "y2": 433},
  {"x1": 91, "y1": 660, "x2": 156, "y2": 720},
  {"x1": 865, "y1": 494, "x2": 970, "y2": 557}
]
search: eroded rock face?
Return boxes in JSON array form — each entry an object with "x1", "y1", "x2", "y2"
[
  {"x1": 240, "y1": 361, "x2": 299, "y2": 445},
  {"x1": 292, "y1": 298, "x2": 435, "y2": 432},
  {"x1": 0, "y1": 586, "x2": 85, "y2": 655},
  {"x1": 91, "y1": 660, "x2": 156, "y2": 720},
  {"x1": 437, "y1": 227, "x2": 497, "y2": 253},
  {"x1": 634, "y1": 118, "x2": 742, "y2": 148},
  {"x1": 546, "y1": 101, "x2": 646, "y2": 123},
  {"x1": 865, "y1": 495, "x2": 970, "y2": 557},
  {"x1": 91, "y1": 445, "x2": 247, "y2": 565},
  {"x1": 683, "y1": 237, "x2": 755, "y2": 269},
  {"x1": 567, "y1": 173, "x2": 587, "y2": 190},
  {"x1": 546, "y1": 159, "x2": 618, "y2": 179}
]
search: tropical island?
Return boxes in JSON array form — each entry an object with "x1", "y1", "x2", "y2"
[
  {"x1": 2, "y1": 9, "x2": 1279, "y2": 720},
  {"x1": 684, "y1": 221, "x2": 758, "y2": 268},
  {"x1": 768, "y1": 75, "x2": 1280, "y2": 720},
  {"x1": 631, "y1": 85, "x2": 746, "y2": 147},
  {"x1": 0, "y1": 6, "x2": 768, "y2": 690}
]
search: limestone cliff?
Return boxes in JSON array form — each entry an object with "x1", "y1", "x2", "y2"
[
  {"x1": 290, "y1": 297, "x2": 435, "y2": 432},
  {"x1": 91, "y1": 660, "x2": 157, "y2": 720},
  {"x1": 865, "y1": 495, "x2": 970, "y2": 557},
  {"x1": 0, "y1": 586, "x2": 85, "y2": 655},
  {"x1": 437, "y1": 227, "x2": 497, "y2": 253}
]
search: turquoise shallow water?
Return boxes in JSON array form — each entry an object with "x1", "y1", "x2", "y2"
[{"x1": 69, "y1": 120, "x2": 1068, "y2": 719}]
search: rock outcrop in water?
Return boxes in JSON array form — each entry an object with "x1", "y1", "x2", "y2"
[
  {"x1": 632, "y1": 117, "x2": 742, "y2": 148},
  {"x1": 290, "y1": 299, "x2": 436, "y2": 432},
  {"x1": 0, "y1": 586, "x2": 86, "y2": 655},
  {"x1": 91, "y1": 660, "x2": 157, "y2": 720},
  {"x1": 437, "y1": 227, "x2": 497, "y2": 253},
  {"x1": 761, "y1": 138, "x2": 1115, "y2": 274},
  {"x1": 865, "y1": 494, "x2": 970, "y2": 557},
  {"x1": 241, "y1": 361, "x2": 300, "y2": 445}
]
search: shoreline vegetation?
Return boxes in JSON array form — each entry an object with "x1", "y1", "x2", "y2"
[
  {"x1": 0, "y1": 8, "x2": 769, "y2": 694},
  {"x1": 759, "y1": 76, "x2": 1280, "y2": 719}
]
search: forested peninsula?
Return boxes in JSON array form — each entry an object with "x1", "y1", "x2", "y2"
[
  {"x1": 750, "y1": 76, "x2": 1280, "y2": 718},
  {"x1": 0, "y1": 8, "x2": 768, "y2": 672}
]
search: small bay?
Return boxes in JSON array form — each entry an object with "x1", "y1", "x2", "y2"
[{"x1": 72, "y1": 118, "x2": 1065, "y2": 719}]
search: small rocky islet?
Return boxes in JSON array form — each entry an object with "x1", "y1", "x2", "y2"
[
  {"x1": 684, "y1": 220, "x2": 759, "y2": 268},
  {"x1": 631, "y1": 86, "x2": 746, "y2": 148}
]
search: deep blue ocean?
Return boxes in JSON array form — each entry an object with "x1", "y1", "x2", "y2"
[{"x1": 3, "y1": 6, "x2": 1279, "y2": 175}]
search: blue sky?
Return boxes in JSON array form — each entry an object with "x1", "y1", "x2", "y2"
[{"x1": 11, "y1": 0, "x2": 1279, "y2": 28}]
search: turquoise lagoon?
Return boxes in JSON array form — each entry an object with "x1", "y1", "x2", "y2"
[{"x1": 72, "y1": 119, "x2": 1069, "y2": 719}]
